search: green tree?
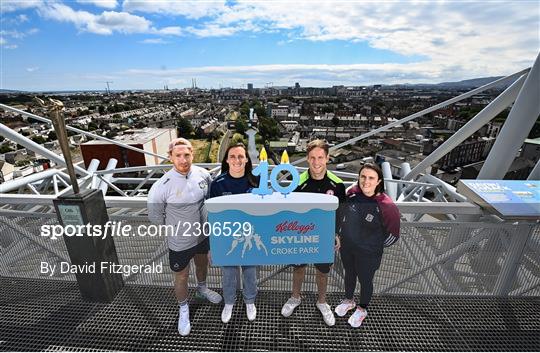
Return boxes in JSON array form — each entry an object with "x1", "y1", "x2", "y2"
[
  {"x1": 88, "y1": 121, "x2": 99, "y2": 131},
  {"x1": 31, "y1": 135, "x2": 47, "y2": 144},
  {"x1": 258, "y1": 116, "x2": 281, "y2": 141},
  {"x1": 47, "y1": 130, "x2": 57, "y2": 141},
  {"x1": 253, "y1": 100, "x2": 266, "y2": 118},
  {"x1": 134, "y1": 121, "x2": 146, "y2": 129},
  {"x1": 0, "y1": 145, "x2": 14, "y2": 154},
  {"x1": 15, "y1": 159, "x2": 31, "y2": 167},
  {"x1": 176, "y1": 117, "x2": 193, "y2": 137},
  {"x1": 239, "y1": 101, "x2": 250, "y2": 119},
  {"x1": 235, "y1": 116, "x2": 248, "y2": 135},
  {"x1": 232, "y1": 133, "x2": 246, "y2": 145}
]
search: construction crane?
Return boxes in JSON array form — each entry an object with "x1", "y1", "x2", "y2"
[{"x1": 104, "y1": 81, "x2": 113, "y2": 95}]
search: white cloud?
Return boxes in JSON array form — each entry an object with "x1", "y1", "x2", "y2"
[
  {"x1": 140, "y1": 38, "x2": 169, "y2": 44},
  {"x1": 144, "y1": 1, "x2": 537, "y2": 81},
  {"x1": 3, "y1": 0, "x2": 539, "y2": 89},
  {"x1": 0, "y1": 27, "x2": 38, "y2": 51},
  {"x1": 185, "y1": 24, "x2": 238, "y2": 37},
  {"x1": 0, "y1": 28, "x2": 38, "y2": 39},
  {"x1": 94, "y1": 11, "x2": 151, "y2": 34},
  {"x1": 37, "y1": 3, "x2": 178, "y2": 36},
  {"x1": 1, "y1": 36, "x2": 18, "y2": 49},
  {"x1": 77, "y1": 0, "x2": 118, "y2": 9},
  {"x1": 26, "y1": 67, "x2": 39, "y2": 72},
  {"x1": 122, "y1": 0, "x2": 227, "y2": 19},
  {"x1": 38, "y1": 3, "x2": 98, "y2": 31},
  {"x1": 0, "y1": 0, "x2": 42, "y2": 13},
  {"x1": 122, "y1": 61, "x2": 467, "y2": 87},
  {"x1": 152, "y1": 26, "x2": 182, "y2": 36},
  {"x1": 17, "y1": 14, "x2": 29, "y2": 22}
]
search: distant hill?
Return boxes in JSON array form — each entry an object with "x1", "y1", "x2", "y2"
[
  {"x1": 435, "y1": 77, "x2": 506, "y2": 88},
  {"x1": 0, "y1": 89, "x2": 27, "y2": 94},
  {"x1": 389, "y1": 76, "x2": 515, "y2": 90}
]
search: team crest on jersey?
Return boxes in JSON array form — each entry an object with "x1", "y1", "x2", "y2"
[
  {"x1": 365, "y1": 214, "x2": 374, "y2": 222},
  {"x1": 326, "y1": 190, "x2": 334, "y2": 196},
  {"x1": 199, "y1": 180, "x2": 208, "y2": 189}
]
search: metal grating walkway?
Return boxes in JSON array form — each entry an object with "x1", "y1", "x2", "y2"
[{"x1": 0, "y1": 277, "x2": 538, "y2": 352}]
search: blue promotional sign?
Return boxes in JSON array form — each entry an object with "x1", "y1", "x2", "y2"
[
  {"x1": 457, "y1": 180, "x2": 540, "y2": 219},
  {"x1": 205, "y1": 193, "x2": 338, "y2": 266}
]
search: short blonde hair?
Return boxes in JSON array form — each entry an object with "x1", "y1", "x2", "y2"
[
  {"x1": 307, "y1": 139, "x2": 329, "y2": 156},
  {"x1": 168, "y1": 138, "x2": 193, "y2": 155}
]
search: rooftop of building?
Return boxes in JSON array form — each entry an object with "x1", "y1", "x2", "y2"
[{"x1": 82, "y1": 128, "x2": 174, "y2": 145}]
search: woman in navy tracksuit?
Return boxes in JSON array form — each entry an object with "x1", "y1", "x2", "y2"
[
  {"x1": 209, "y1": 143, "x2": 260, "y2": 324},
  {"x1": 335, "y1": 163, "x2": 401, "y2": 327}
]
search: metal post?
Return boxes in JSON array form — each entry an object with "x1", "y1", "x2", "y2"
[
  {"x1": 46, "y1": 99, "x2": 80, "y2": 194},
  {"x1": 37, "y1": 97, "x2": 125, "y2": 303},
  {"x1": 493, "y1": 224, "x2": 531, "y2": 296},
  {"x1": 97, "y1": 158, "x2": 118, "y2": 195},
  {"x1": 478, "y1": 53, "x2": 540, "y2": 179},
  {"x1": 382, "y1": 162, "x2": 397, "y2": 200},
  {"x1": 527, "y1": 158, "x2": 540, "y2": 180}
]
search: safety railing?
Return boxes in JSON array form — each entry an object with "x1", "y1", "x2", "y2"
[{"x1": 1, "y1": 204, "x2": 537, "y2": 297}]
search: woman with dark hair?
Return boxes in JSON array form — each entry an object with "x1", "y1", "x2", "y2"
[
  {"x1": 335, "y1": 163, "x2": 401, "y2": 327},
  {"x1": 209, "y1": 143, "x2": 259, "y2": 323}
]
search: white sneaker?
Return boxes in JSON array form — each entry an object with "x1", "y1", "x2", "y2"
[
  {"x1": 316, "y1": 302, "x2": 335, "y2": 326},
  {"x1": 246, "y1": 303, "x2": 256, "y2": 321},
  {"x1": 178, "y1": 305, "x2": 191, "y2": 336},
  {"x1": 196, "y1": 287, "x2": 223, "y2": 304},
  {"x1": 348, "y1": 307, "x2": 367, "y2": 328},
  {"x1": 335, "y1": 299, "x2": 356, "y2": 317},
  {"x1": 281, "y1": 297, "x2": 301, "y2": 317},
  {"x1": 221, "y1": 304, "x2": 233, "y2": 323}
]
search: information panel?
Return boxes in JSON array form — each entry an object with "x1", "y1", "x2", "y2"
[{"x1": 457, "y1": 180, "x2": 540, "y2": 219}]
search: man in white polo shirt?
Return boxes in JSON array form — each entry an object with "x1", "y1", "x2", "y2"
[{"x1": 148, "y1": 138, "x2": 222, "y2": 336}]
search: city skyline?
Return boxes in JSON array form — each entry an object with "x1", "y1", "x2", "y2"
[{"x1": 1, "y1": 0, "x2": 539, "y2": 91}]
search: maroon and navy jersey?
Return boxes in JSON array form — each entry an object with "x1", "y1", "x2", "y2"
[{"x1": 338, "y1": 184, "x2": 400, "y2": 255}]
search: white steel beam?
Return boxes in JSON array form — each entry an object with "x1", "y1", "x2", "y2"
[
  {"x1": 404, "y1": 74, "x2": 527, "y2": 181},
  {"x1": 479, "y1": 53, "x2": 540, "y2": 179}
]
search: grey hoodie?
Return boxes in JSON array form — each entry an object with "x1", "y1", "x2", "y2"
[{"x1": 147, "y1": 165, "x2": 211, "y2": 252}]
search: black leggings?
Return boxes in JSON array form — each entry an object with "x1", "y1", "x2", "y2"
[{"x1": 340, "y1": 246, "x2": 382, "y2": 309}]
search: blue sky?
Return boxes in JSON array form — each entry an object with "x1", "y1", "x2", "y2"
[{"x1": 1, "y1": 0, "x2": 539, "y2": 91}]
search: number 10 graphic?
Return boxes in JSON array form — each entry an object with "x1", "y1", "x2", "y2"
[{"x1": 251, "y1": 148, "x2": 300, "y2": 196}]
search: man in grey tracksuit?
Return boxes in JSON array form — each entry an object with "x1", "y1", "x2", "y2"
[{"x1": 148, "y1": 138, "x2": 222, "y2": 336}]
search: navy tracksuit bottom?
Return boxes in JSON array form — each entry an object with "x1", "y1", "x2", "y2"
[{"x1": 340, "y1": 246, "x2": 382, "y2": 309}]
